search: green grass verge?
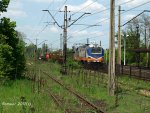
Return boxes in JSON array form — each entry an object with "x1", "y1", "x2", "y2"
[
  {"x1": 0, "y1": 78, "x2": 62, "y2": 113},
  {"x1": 37, "y1": 61, "x2": 150, "y2": 113}
]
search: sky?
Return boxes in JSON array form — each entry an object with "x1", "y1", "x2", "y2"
[{"x1": 1, "y1": 0, "x2": 150, "y2": 49}]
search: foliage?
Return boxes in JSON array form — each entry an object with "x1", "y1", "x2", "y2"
[
  {"x1": 0, "y1": 17, "x2": 26, "y2": 79},
  {"x1": 25, "y1": 44, "x2": 35, "y2": 59},
  {"x1": 15, "y1": 31, "x2": 26, "y2": 78},
  {"x1": 66, "y1": 57, "x2": 80, "y2": 69},
  {"x1": 0, "y1": 0, "x2": 9, "y2": 12},
  {"x1": 119, "y1": 14, "x2": 150, "y2": 66},
  {"x1": 0, "y1": 40, "x2": 14, "y2": 77},
  {"x1": 66, "y1": 48, "x2": 81, "y2": 68},
  {"x1": 0, "y1": 79, "x2": 62, "y2": 113},
  {"x1": 35, "y1": 61, "x2": 150, "y2": 113}
]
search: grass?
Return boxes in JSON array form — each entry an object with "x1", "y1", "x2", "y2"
[
  {"x1": 1, "y1": 60, "x2": 149, "y2": 113},
  {"x1": 36, "y1": 61, "x2": 150, "y2": 113},
  {"x1": 0, "y1": 77, "x2": 62, "y2": 113}
]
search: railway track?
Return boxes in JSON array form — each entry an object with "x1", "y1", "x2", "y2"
[
  {"x1": 45, "y1": 89, "x2": 71, "y2": 113},
  {"x1": 82, "y1": 63, "x2": 150, "y2": 81},
  {"x1": 42, "y1": 71, "x2": 105, "y2": 113}
]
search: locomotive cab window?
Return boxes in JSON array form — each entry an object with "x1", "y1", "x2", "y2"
[{"x1": 91, "y1": 47, "x2": 102, "y2": 53}]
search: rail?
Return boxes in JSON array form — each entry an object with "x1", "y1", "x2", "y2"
[{"x1": 42, "y1": 71, "x2": 104, "y2": 113}]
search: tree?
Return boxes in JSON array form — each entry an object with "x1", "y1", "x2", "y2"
[
  {"x1": 15, "y1": 31, "x2": 26, "y2": 78},
  {"x1": 0, "y1": 0, "x2": 10, "y2": 12},
  {"x1": 122, "y1": 14, "x2": 150, "y2": 66},
  {"x1": 25, "y1": 44, "x2": 36, "y2": 58},
  {"x1": 0, "y1": 34, "x2": 14, "y2": 77},
  {"x1": 0, "y1": 17, "x2": 26, "y2": 79}
]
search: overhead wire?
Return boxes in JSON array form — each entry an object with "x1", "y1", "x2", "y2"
[
  {"x1": 121, "y1": 0, "x2": 150, "y2": 14},
  {"x1": 71, "y1": 0, "x2": 98, "y2": 16},
  {"x1": 66, "y1": 2, "x2": 149, "y2": 48},
  {"x1": 70, "y1": 0, "x2": 134, "y2": 23},
  {"x1": 29, "y1": 0, "x2": 57, "y2": 40},
  {"x1": 67, "y1": 34, "x2": 108, "y2": 48},
  {"x1": 46, "y1": 0, "x2": 55, "y2": 9},
  {"x1": 32, "y1": 0, "x2": 150, "y2": 48},
  {"x1": 31, "y1": 0, "x2": 68, "y2": 40},
  {"x1": 35, "y1": 24, "x2": 49, "y2": 38},
  {"x1": 67, "y1": 0, "x2": 150, "y2": 40},
  {"x1": 29, "y1": 12, "x2": 47, "y2": 38},
  {"x1": 35, "y1": 0, "x2": 69, "y2": 49},
  {"x1": 67, "y1": 0, "x2": 135, "y2": 33}
]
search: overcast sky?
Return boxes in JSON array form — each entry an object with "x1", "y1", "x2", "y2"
[{"x1": 1, "y1": 0, "x2": 150, "y2": 49}]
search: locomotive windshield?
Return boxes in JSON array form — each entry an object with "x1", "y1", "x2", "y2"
[{"x1": 91, "y1": 47, "x2": 102, "y2": 53}]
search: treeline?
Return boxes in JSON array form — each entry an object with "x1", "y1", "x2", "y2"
[
  {"x1": 0, "y1": 0, "x2": 26, "y2": 79},
  {"x1": 105, "y1": 14, "x2": 150, "y2": 67}
]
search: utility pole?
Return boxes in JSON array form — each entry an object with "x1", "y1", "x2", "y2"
[
  {"x1": 60, "y1": 33, "x2": 63, "y2": 50},
  {"x1": 136, "y1": 25, "x2": 140, "y2": 67},
  {"x1": 34, "y1": 38, "x2": 38, "y2": 93},
  {"x1": 63, "y1": 6, "x2": 68, "y2": 74},
  {"x1": 35, "y1": 38, "x2": 38, "y2": 61},
  {"x1": 136, "y1": 24, "x2": 140, "y2": 48},
  {"x1": 87, "y1": 38, "x2": 89, "y2": 44},
  {"x1": 124, "y1": 34, "x2": 126, "y2": 66},
  {"x1": 148, "y1": 41, "x2": 150, "y2": 67},
  {"x1": 106, "y1": 49, "x2": 108, "y2": 64},
  {"x1": 147, "y1": 28, "x2": 150, "y2": 67},
  {"x1": 43, "y1": 7, "x2": 90, "y2": 75},
  {"x1": 118, "y1": 6, "x2": 121, "y2": 65},
  {"x1": 108, "y1": 0, "x2": 115, "y2": 96},
  {"x1": 145, "y1": 27, "x2": 147, "y2": 48}
]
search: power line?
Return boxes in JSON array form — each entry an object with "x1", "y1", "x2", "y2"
[
  {"x1": 68, "y1": 1, "x2": 150, "y2": 37},
  {"x1": 67, "y1": 1, "x2": 150, "y2": 49},
  {"x1": 71, "y1": 0, "x2": 134, "y2": 21},
  {"x1": 121, "y1": 10, "x2": 150, "y2": 27},
  {"x1": 46, "y1": 0, "x2": 55, "y2": 9},
  {"x1": 93, "y1": 0, "x2": 134, "y2": 15},
  {"x1": 71, "y1": 0, "x2": 98, "y2": 16},
  {"x1": 121, "y1": 1, "x2": 150, "y2": 14},
  {"x1": 53, "y1": 0, "x2": 68, "y2": 16},
  {"x1": 29, "y1": 0, "x2": 56, "y2": 40},
  {"x1": 29, "y1": 12, "x2": 47, "y2": 39},
  {"x1": 67, "y1": 0, "x2": 135, "y2": 32},
  {"x1": 43, "y1": 10, "x2": 61, "y2": 27},
  {"x1": 68, "y1": 13, "x2": 91, "y2": 27},
  {"x1": 35, "y1": 24, "x2": 49, "y2": 38},
  {"x1": 43, "y1": 0, "x2": 68, "y2": 30}
]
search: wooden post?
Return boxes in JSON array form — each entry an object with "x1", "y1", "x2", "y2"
[
  {"x1": 108, "y1": 0, "x2": 116, "y2": 96},
  {"x1": 118, "y1": 5, "x2": 121, "y2": 65}
]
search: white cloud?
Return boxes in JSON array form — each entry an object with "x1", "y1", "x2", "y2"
[
  {"x1": 96, "y1": 18, "x2": 109, "y2": 24},
  {"x1": 123, "y1": 14, "x2": 135, "y2": 21},
  {"x1": 2, "y1": 10, "x2": 27, "y2": 18},
  {"x1": 118, "y1": 0, "x2": 149, "y2": 7},
  {"x1": 16, "y1": 25, "x2": 39, "y2": 37},
  {"x1": 50, "y1": 26, "x2": 59, "y2": 33},
  {"x1": 31, "y1": 0, "x2": 62, "y2": 3},
  {"x1": 16, "y1": 25, "x2": 59, "y2": 42},
  {"x1": 1, "y1": 0, "x2": 27, "y2": 18},
  {"x1": 70, "y1": 30, "x2": 103, "y2": 37},
  {"x1": 65, "y1": 0, "x2": 106, "y2": 12},
  {"x1": 71, "y1": 30, "x2": 88, "y2": 37}
]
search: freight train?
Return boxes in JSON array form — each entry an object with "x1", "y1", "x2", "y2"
[
  {"x1": 73, "y1": 43, "x2": 104, "y2": 63},
  {"x1": 39, "y1": 42, "x2": 104, "y2": 66},
  {"x1": 39, "y1": 50, "x2": 63, "y2": 63}
]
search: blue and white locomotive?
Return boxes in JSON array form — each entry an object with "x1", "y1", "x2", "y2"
[{"x1": 73, "y1": 43, "x2": 104, "y2": 63}]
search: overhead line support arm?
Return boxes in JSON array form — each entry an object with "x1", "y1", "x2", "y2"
[
  {"x1": 68, "y1": 13, "x2": 91, "y2": 28},
  {"x1": 121, "y1": 10, "x2": 150, "y2": 27},
  {"x1": 42, "y1": 10, "x2": 61, "y2": 28}
]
